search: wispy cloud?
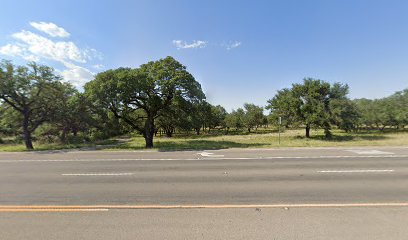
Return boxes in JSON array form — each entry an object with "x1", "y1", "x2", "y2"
[
  {"x1": 92, "y1": 64, "x2": 105, "y2": 70},
  {"x1": 172, "y1": 40, "x2": 242, "y2": 50},
  {"x1": 172, "y1": 40, "x2": 207, "y2": 49},
  {"x1": 30, "y1": 21, "x2": 70, "y2": 38},
  {"x1": 0, "y1": 22, "x2": 103, "y2": 87},
  {"x1": 225, "y1": 41, "x2": 242, "y2": 50}
]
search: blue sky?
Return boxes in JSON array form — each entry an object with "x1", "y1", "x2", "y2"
[{"x1": 1, "y1": 0, "x2": 408, "y2": 111}]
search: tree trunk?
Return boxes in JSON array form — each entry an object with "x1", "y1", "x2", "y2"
[
  {"x1": 61, "y1": 127, "x2": 68, "y2": 143},
  {"x1": 195, "y1": 128, "x2": 200, "y2": 135},
  {"x1": 165, "y1": 129, "x2": 173, "y2": 137},
  {"x1": 144, "y1": 116, "x2": 155, "y2": 148},
  {"x1": 324, "y1": 124, "x2": 332, "y2": 139},
  {"x1": 305, "y1": 124, "x2": 310, "y2": 138},
  {"x1": 23, "y1": 112, "x2": 34, "y2": 150}
]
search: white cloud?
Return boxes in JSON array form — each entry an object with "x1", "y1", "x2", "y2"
[
  {"x1": 226, "y1": 41, "x2": 242, "y2": 50},
  {"x1": 60, "y1": 64, "x2": 94, "y2": 87},
  {"x1": 0, "y1": 22, "x2": 103, "y2": 87},
  {"x1": 172, "y1": 40, "x2": 242, "y2": 50},
  {"x1": 0, "y1": 43, "x2": 23, "y2": 56},
  {"x1": 12, "y1": 30, "x2": 86, "y2": 63},
  {"x1": 0, "y1": 43, "x2": 40, "y2": 61},
  {"x1": 22, "y1": 54, "x2": 40, "y2": 62},
  {"x1": 92, "y1": 64, "x2": 105, "y2": 69},
  {"x1": 172, "y1": 40, "x2": 207, "y2": 49},
  {"x1": 29, "y1": 21, "x2": 70, "y2": 38}
]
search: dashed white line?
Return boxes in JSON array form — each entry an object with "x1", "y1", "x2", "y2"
[{"x1": 62, "y1": 173, "x2": 134, "y2": 176}]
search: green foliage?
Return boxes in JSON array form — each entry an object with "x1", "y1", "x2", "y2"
[
  {"x1": 267, "y1": 78, "x2": 350, "y2": 138},
  {"x1": 1, "y1": 57, "x2": 407, "y2": 151},
  {"x1": 330, "y1": 99, "x2": 360, "y2": 132},
  {"x1": 354, "y1": 89, "x2": 408, "y2": 130},
  {"x1": 85, "y1": 56, "x2": 205, "y2": 148},
  {"x1": 208, "y1": 105, "x2": 227, "y2": 129},
  {"x1": 242, "y1": 103, "x2": 264, "y2": 132},
  {"x1": 0, "y1": 60, "x2": 74, "y2": 149},
  {"x1": 225, "y1": 108, "x2": 245, "y2": 131}
]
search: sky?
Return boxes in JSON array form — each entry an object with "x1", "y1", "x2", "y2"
[{"x1": 1, "y1": 0, "x2": 408, "y2": 111}]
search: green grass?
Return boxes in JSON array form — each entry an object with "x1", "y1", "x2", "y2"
[
  {"x1": 0, "y1": 139, "x2": 119, "y2": 152},
  {"x1": 107, "y1": 128, "x2": 408, "y2": 151},
  {"x1": 1, "y1": 129, "x2": 407, "y2": 152}
]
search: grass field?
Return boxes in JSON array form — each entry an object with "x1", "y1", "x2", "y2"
[
  {"x1": 1, "y1": 129, "x2": 407, "y2": 152},
  {"x1": 108, "y1": 129, "x2": 408, "y2": 151}
]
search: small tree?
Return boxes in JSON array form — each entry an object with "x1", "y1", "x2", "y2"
[
  {"x1": 243, "y1": 103, "x2": 264, "y2": 132},
  {"x1": 225, "y1": 108, "x2": 245, "y2": 132}
]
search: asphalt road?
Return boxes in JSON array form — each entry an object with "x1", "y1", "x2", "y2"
[{"x1": 1, "y1": 146, "x2": 408, "y2": 239}]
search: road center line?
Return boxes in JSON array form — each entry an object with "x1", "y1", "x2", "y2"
[
  {"x1": 318, "y1": 169, "x2": 395, "y2": 173},
  {"x1": 62, "y1": 173, "x2": 134, "y2": 176}
]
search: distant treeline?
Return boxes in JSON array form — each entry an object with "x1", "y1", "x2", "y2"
[{"x1": 0, "y1": 57, "x2": 407, "y2": 149}]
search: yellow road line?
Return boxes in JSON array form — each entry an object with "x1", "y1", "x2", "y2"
[{"x1": 1, "y1": 203, "x2": 408, "y2": 210}]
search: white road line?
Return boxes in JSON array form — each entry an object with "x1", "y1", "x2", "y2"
[
  {"x1": 62, "y1": 173, "x2": 134, "y2": 176},
  {"x1": 318, "y1": 169, "x2": 395, "y2": 173},
  {"x1": 198, "y1": 152, "x2": 225, "y2": 157},
  {"x1": 346, "y1": 150, "x2": 394, "y2": 155},
  {"x1": 0, "y1": 155, "x2": 407, "y2": 163}
]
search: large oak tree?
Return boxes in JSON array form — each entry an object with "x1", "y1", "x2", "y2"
[{"x1": 85, "y1": 56, "x2": 205, "y2": 148}]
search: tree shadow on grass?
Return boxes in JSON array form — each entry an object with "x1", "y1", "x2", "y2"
[
  {"x1": 155, "y1": 140, "x2": 267, "y2": 151},
  {"x1": 30, "y1": 139, "x2": 128, "y2": 153},
  {"x1": 305, "y1": 134, "x2": 389, "y2": 142}
]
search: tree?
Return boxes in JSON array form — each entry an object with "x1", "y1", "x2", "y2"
[
  {"x1": 266, "y1": 88, "x2": 300, "y2": 128},
  {"x1": 0, "y1": 103, "x2": 19, "y2": 137},
  {"x1": 189, "y1": 100, "x2": 210, "y2": 135},
  {"x1": 0, "y1": 60, "x2": 72, "y2": 149},
  {"x1": 330, "y1": 99, "x2": 360, "y2": 132},
  {"x1": 225, "y1": 108, "x2": 245, "y2": 132},
  {"x1": 208, "y1": 105, "x2": 227, "y2": 131},
  {"x1": 85, "y1": 56, "x2": 205, "y2": 148},
  {"x1": 51, "y1": 92, "x2": 94, "y2": 142},
  {"x1": 354, "y1": 91, "x2": 408, "y2": 130},
  {"x1": 267, "y1": 78, "x2": 350, "y2": 138},
  {"x1": 156, "y1": 95, "x2": 192, "y2": 137},
  {"x1": 242, "y1": 103, "x2": 264, "y2": 132}
]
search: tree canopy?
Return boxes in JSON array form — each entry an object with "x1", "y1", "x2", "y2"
[
  {"x1": 267, "y1": 78, "x2": 351, "y2": 138},
  {"x1": 85, "y1": 56, "x2": 205, "y2": 148}
]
